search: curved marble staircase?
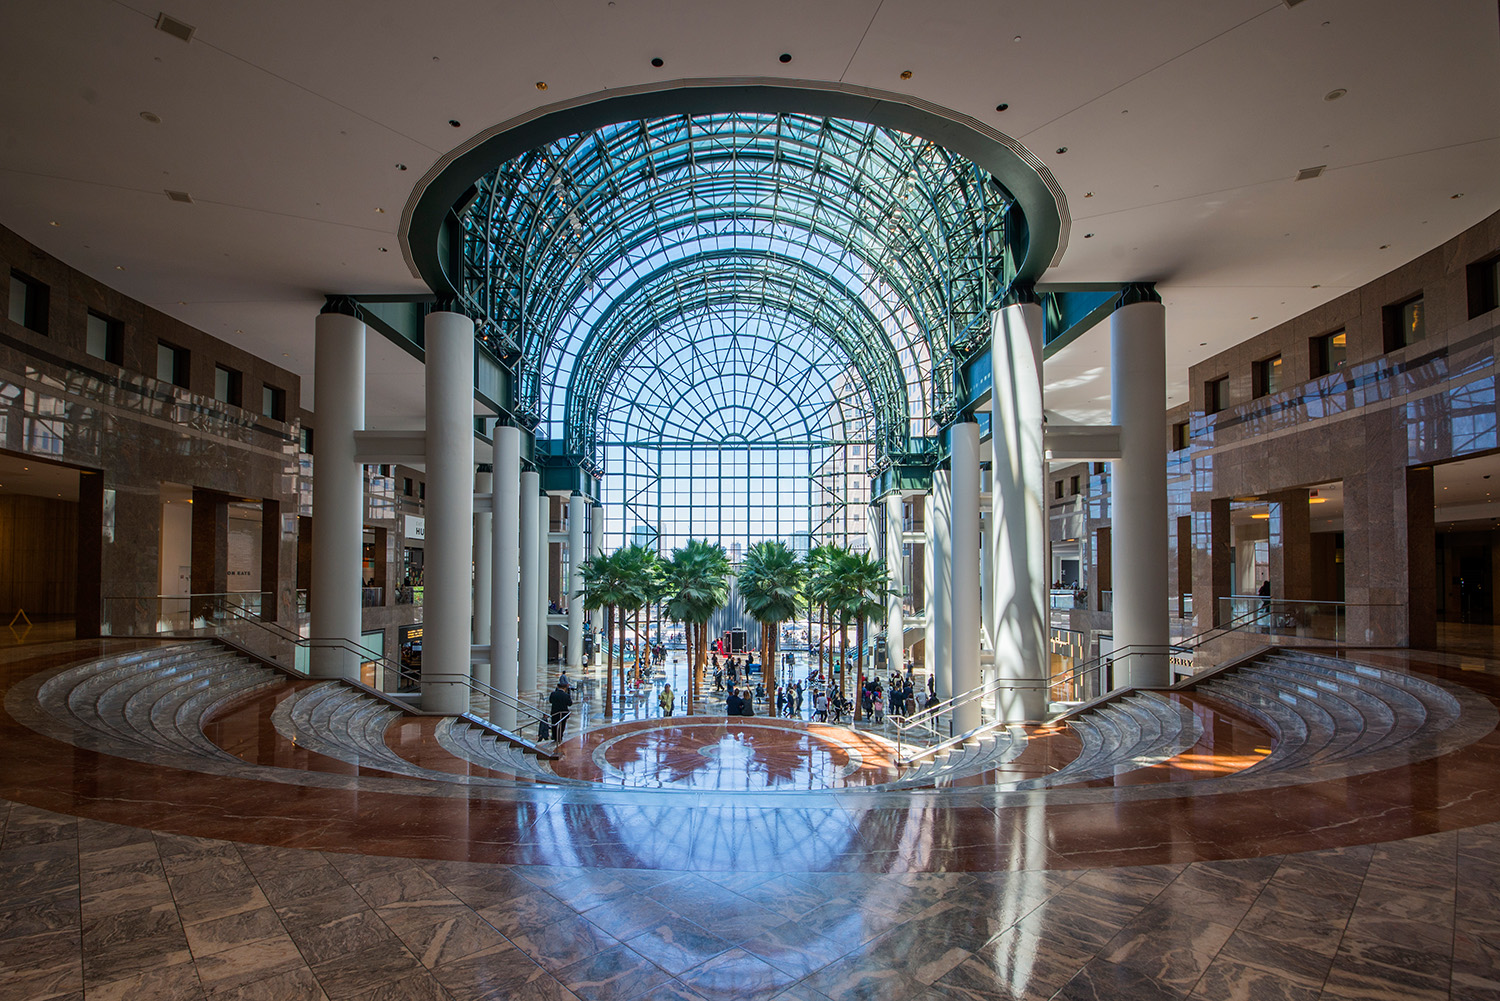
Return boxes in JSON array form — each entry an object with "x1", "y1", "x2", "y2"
[{"x1": 15, "y1": 640, "x2": 1494, "y2": 797}]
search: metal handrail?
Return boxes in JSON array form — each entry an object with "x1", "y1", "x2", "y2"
[{"x1": 889, "y1": 676, "x2": 1006, "y2": 734}]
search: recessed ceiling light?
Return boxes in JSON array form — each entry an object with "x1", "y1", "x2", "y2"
[
  {"x1": 1083, "y1": 233, "x2": 1094, "y2": 239},
  {"x1": 48, "y1": 221, "x2": 59, "y2": 227},
  {"x1": 1311, "y1": 284, "x2": 1320, "y2": 288},
  {"x1": 1452, "y1": 193, "x2": 1465, "y2": 199},
  {"x1": 1013, "y1": 35, "x2": 1021, "y2": 42},
  {"x1": 396, "y1": 163, "x2": 407, "y2": 171},
  {"x1": 1055, "y1": 147, "x2": 1068, "y2": 154},
  {"x1": 1324, "y1": 88, "x2": 1347, "y2": 101},
  {"x1": 449, "y1": 119, "x2": 462, "y2": 127},
  {"x1": 779, "y1": 53, "x2": 792, "y2": 63},
  {"x1": 139, "y1": 111, "x2": 162, "y2": 124},
  {"x1": 1379, "y1": 244, "x2": 1390, "y2": 250},
  {"x1": 375, "y1": 207, "x2": 385, "y2": 214},
  {"x1": 114, "y1": 265, "x2": 124, "y2": 270},
  {"x1": 650, "y1": 58, "x2": 664, "y2": 68},
  {"x1": 1250, "y1": 315, "x2": 1258, "y2": 320},
  {"x1": 900, "y1": 70, "x2": 912, "y2": 80},
  {"x1": 994, "y1": 103, "x2": 1008, "y2": 112},
  {"x1": 536, "y1": 81, "x2": 548, "y2": 90},
  {"x1": 1199, "y1": 342, "x2": 1207, "y2": 346},
  {"x1": 379, "y1": 247, "x2": 388, "y2": 253},
  {"x1": 1084, "y1": 192, "x2": 1093, "y2": 198}
]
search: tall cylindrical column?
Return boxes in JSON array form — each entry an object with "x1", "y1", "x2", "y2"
[
  {"x1": 1111, "y1": 296, "x2": 1170, "y2": 687},
  {"x1": 472, "y1": 468, "x2": 492, "y2": 650},
  {"x1": 309, "y1": 309, "x2": 365, "y2": 680},
  {"x1": 537, "y1": 491, "x2": 550, "y2": 685},
  {"x1": 930, "y1": 469, "x2": 952, "y2": 702},
  {"x1": 421, "y1": 310, "x2": 475, "y2": 714},
  {"x1": 992, "y1": 301, "x2": 1048, "y2": 721},
  {"x1": 567, "y1": 492, "x2": 585, "y2": 670},
  {"x1": 490, "y1": 426, "x2": 521, "y2": 728},
  {"x1": 590, "y1": 502, "x2": 605, "y2": 665},
  {"x1": 884, "y1": 493, "x2": 905, "y2": 681},
  {"x1": 519, "y1": 469, "x2": 541, "y2": 698},
  {"x1": 950, "y1": 422, "x2": 982, "y2": 733}
]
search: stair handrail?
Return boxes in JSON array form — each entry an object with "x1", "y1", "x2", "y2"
[{"x1": 206, "y1": 596, "x2": 558, "y2": 737}]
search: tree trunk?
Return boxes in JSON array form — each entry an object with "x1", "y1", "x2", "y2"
[
  {"x1": 765, "y1": 623, "x2": 776, "y2": 699},
  {"x1": 684, "y1": 620, "x2": 694, "y2": 716},
  {"x1": 604, "y1": 605, "x2": 615, "y2": 719},
  {"x1": 839, "y1": 613, "x2": 848, "y2": 702},
  {"x1": 854, "y1": 616, "x2": 865, "y2": 721}
]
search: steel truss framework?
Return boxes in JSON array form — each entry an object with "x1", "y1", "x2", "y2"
[{"x1": 456, "y1": 110, "x2": 1014, "y2": 548}]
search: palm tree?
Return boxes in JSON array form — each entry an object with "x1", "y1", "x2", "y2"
[
  {"x1": 837, "y1": 550, "x2": 898, "y2": 720},
  {"x1": 578, "y1": 549, "x2": 629, "y2": 718},
  {"x1": 737, "y1": 541, "x2": 803, "y2": 694},
  {"x1": 613, "y1": 544, "x2": 659, "y2": 702},
  {"x1": 662, "y1": 539, "x2": 730, "y2": 714},
  {"x1": 805, "y1": 543, "x2": 842, "y2": 685}
]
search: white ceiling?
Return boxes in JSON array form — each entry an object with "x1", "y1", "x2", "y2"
[{"x1": 1, "y1": 0, "x2": 1496, "y2": 426}]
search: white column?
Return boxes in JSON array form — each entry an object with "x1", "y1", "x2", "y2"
[
  {"x1": 923, "y1": 492, "x2": 937, "y2": 692},
  {"x1": 567, "y1": 492, "x2": 585, "y2": 670},
  {"x1": 309, "y1": 309, "x2": 365, "y2": 680},
  {"x1": 421, "y1": 310, "x2": 474, "y2": 714},
  {"x1": 951, "y1": 421, "x2": 982, "y2": 732},
  {"x1": 472, "y1": 468, "x2": 492, "y2": 651},
  {"x1": 537, "y1": 491, "x2": 550, "y2": 684},
  {"x1": 992, "y1": 301, "x2": 1048, "y2": 721},
  {"x1": 519, "y1": 469, "x2": 540, "y2": 698},
  {"x1": 884, "y1": 493, "x2": 905, "y2": 680},
  {"x1": 590, "y1": 502, "x2": 604, "y2": 665},
  {"x1": 981, "y1": 505, "x2": 997, "y2": 658},
  {"x1": 930, "y1": 469, "x2": 952, "y2": 702},
  {"x1": 490, "y1": 426, "x2": 521, "y2": 728},
  {"x1": 1111, "y1": 297, "x2": 1170, "y2": 687}
]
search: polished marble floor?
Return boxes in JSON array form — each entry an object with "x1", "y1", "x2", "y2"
[{"x1": 4, "y1": 639, "x2": 1500, "y2": 999}]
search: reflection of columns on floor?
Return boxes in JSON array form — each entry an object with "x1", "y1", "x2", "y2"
[
  {"x1": 518, "y1": 469, "x2": 540, "y2": 698},
  {"x1": 884, "y1": 492, "x2": 904, "y2": 680},
  {"x1": 929, "y1": 469, "x2": 952, "y2": 701},
  {"x1": 420, "y1": 310, "x2": 475, "y2": 715},
  {"x1": 1269, "y1": 488, "x2": 1312, "y2": 604},
  {"x1": 472, "y1": 467, "x2": 492, "y2": 652},
  {"x1": 950, "y1": 421, "x2": 982, "y2": 733},
  {"x1": 590, "y1": 501, "x2": 604, "y2": 666},
  {"x1": 991, "y1": 298, "x2": 1047, "y2": 722},
  {"x1": 309, "y1": 305, "x2": 365, "y2": 681},
  {"x1": 567, "y1": 492, "x2": 584, "y2": 671},
  {"x1": 490, "y1": 425, "x2": 520, "y2": 729},
  {"x1": 981, "y1": 502, "x2": 996, "y2": 663},
  {"x1": 1110, "y1": 290, "x2": 1170, "y2": 688}
]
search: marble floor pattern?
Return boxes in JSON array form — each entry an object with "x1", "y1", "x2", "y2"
[{"x1": 4, "y1": 639, "x2": 1500, "y2": 1000}]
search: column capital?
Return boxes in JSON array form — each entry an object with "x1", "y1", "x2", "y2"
[
  {"x1": 320, "y1": 295, "x2": 364, "y2": 319},
  {"x1": 1001, "y1": 283, "x2": 1039, "y2": 307},
  {"x1": 1119, "y1": 283, "x2": 1162, "y2": 307}
]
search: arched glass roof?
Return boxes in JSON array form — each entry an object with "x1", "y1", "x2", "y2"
[{"x1": 455, "y1": 110, "x2": 1015, "y2": 464}]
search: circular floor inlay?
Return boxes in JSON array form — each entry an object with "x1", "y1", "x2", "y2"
[{"x1": 549, "y1": 718, "x2": 903, "y2": 790}]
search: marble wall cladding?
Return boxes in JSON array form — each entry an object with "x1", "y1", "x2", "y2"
[
  {"x1": 0, "y1": 226, "x2": 305, "y2": 634},
  {"x1": 1173, "y1": 211, "x2": 1500, "y2": 647}
]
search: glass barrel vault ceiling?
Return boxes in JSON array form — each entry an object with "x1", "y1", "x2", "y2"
[{"x1": 456, "y1": 111, "x2": 1017, "y2": 466}]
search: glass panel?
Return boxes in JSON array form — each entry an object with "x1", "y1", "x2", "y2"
[
  {"x1": 156, "y1": 343, "x2": 176, "y2": 383},
  {"x1": 86, "y1": 313, "x2": 109, "y2": 359},
  {"x1": 8, "y1": 276, "x2": 26, "y2": 326},
  {"x1": 1402, "y1": 298, "x2": 1425, "y2": 345}
]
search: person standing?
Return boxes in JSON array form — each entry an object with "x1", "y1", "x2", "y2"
[
  {"x1": 658, "y1": 683, "x2": 674, "y2": 717},
  {"x1": 548, "y1": 680, "x2": 574, "y2": 740}
]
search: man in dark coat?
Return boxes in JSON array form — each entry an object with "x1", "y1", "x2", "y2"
[
  {"x1": 548, "y1": 680, "x2": 574, "y2": 740},
  {"x1": 725, "y1": 689, "x2": 743, "y2": 716}
]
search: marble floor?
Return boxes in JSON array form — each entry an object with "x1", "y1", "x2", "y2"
[{"x1": 4, "y1": 639, "x2": 1500, "y2": 1000}]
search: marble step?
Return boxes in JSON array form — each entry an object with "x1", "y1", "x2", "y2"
[
  {"x1": 111, "y1": 655, "x2": 251, "y2": 749},
  {"x1": 1027, "y1": 692, "x2": 1199, "y2": 788},
  {"x1": 1197, "y1": 675, "x2": 1317, "y2": 774},
  {"x1": 143, "y1": 661, "x2": 278, "y2": 757},
  {"x1": 1262, "y1": 652, "x2": 1451, "y2": 742},
  {"x1": 1253, "y1": 661, "x2": 1397, "y2": 762},
  {"x1": 1212, "y1": 675, "x2": 1339, "y2": 774}
]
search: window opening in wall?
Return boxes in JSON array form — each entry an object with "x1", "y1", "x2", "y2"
[
  {"x1": 402, "y1": 477, "x2": 413, "y2": 496},
  {"x1": 1053, "y1": 480, "x2": 1063, "y2": 500},
  {"x1": 8, "y1": 271, "x2": 49, "y2": 334},
  {"x1": 1206, "y1": 376, "x2": 1228, "y2": 414},
  {"x1": 1069, "y1": 474, "x2": 1081, "y2": 496},
  {"x1": 1311, "y1": 329, "x2": 1347, "y2": 377},
  {"x1": 156, "y1": 341, "x2": 189, "y2": 388},
  {"x1": 86, "y1": 311, "x2": 123, "y2": 364},
  {"x1": 1172, "y1": 421, "x2": 1190, "y2": 451},
  {"x1": 1469, "y1": 255, "x2": 1500, "y2": 319},
  {"x1": 299, "y1": 427, "x2": 313, "y2": 454},
  {"x1": 418, "y1": 481, "x2": 425, "y2": 500},
  {"x1": 214, "y1": 365, "x2": 242, "y2": 407},
  {"x1": 1384, "y1": 294, "x2": 1425, "y2": 352},
  {"x1": 262, "y1": 384, "x2": 286, "y2": 420},
  {"x1": 1092, "y1": 462, "x2": 1106, "y2": 476},
  {"x1": 1252, "y1": 355, "x2": 1282, "y2": 398}
]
